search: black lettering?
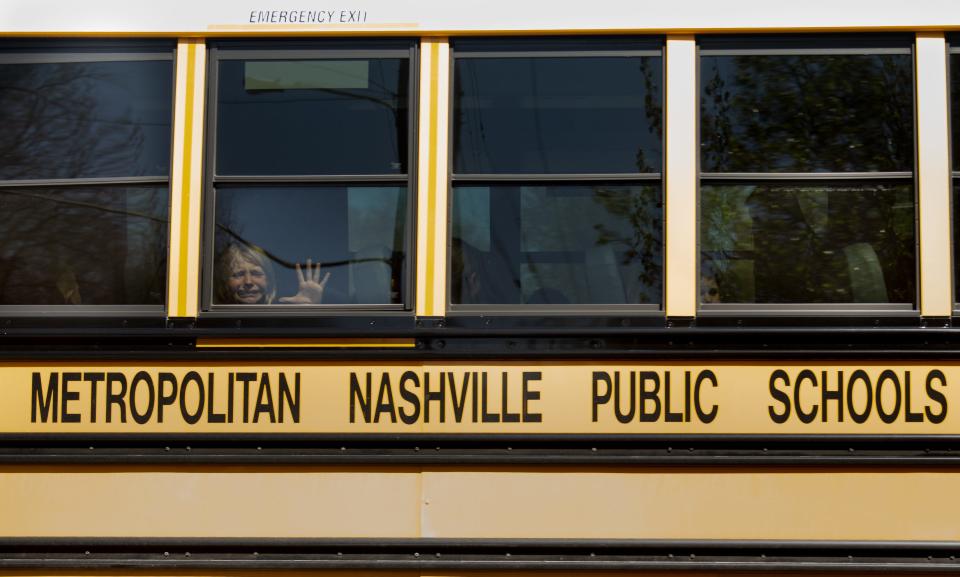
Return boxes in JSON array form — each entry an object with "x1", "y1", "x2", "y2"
[
  {"x1": 592, "y1": 371, "x2": 612, "y2": 422},
  {"x1": 228, "y1": 372, "x2": 235, "y2": 423},
  {"x1": 85, "y1": 372, "x2": 104, "y2": 423},
  {"x1": 129, "y1": 371, "x2": 155, "y2": 425},
  {"x1": 253, "y1": 373, "x2": 276, "y2": 423},
  {"x1": 157, "y1": 372, "x2": 177, "y2": 424},
  {"x1": 106, "y1": 372, "x2": 127, "y2": 423},
  {"x1": 278, "y1": 373, "x2": 300, "y2": 423},
  {"x1": 31, "y1": 372, "x2": 58, "y2": 423},
  {"x1": 904, "y1": 371, "x2": 923, "y2": 423},
  {"x1": 473, "y1": 372, "x2": 481, "y2": 422},
  {"x1": 180, "y1": 371, "x2": 205, "y2": 425},
  {"x1": 614, "y1": 372, "x2": 636, "y2": 423},
  {"x1": 375, "y1": 373, "x2": 397, "y2": 423},
  {"x1": 237, "y1": 372, "x2": 255, "y2": 423},
  {"x1": 424, "y1": 372, "x2": 444, "y2": 423},
  {"x1": 481, "y1": 374, "x2": 499, "y2": 423},
  {"x1": 448, "y1": 372, "x2": 470, "y2": 422},
  {"x1": 795, "y1": 369, "x2": 818, "y2": 424},
  {"x1": 875, "y1": 370, "x2": 901, "y2": 424},
  {"x1": 350, "y1": 372, "x2": 372, "y2": 423},
  {"x1": 768, "y1": 369, "x2": 790, "y2": 423},
  {"x1": 502, "y1": 372, "x2": 520, "y2": 423},
  {"x1": 61, "y1": 372, "x2": 81, "y2": 423},
  {"x1": 847, "y1": 369, "x2": 872, "y2": 424},
  {"x1": 638, "y1": 371, "x2": 661, "y2": 422},
  {"x1": 398, "y1": 371, "x2": 421, "y2": 425},
  {"x1": 207, "y1": 372, "x2": 226, "y2": 423},
  {"x1": 822, "y1": 370, "x2": 843, "y2": 422},
  {"x1": 926, "y1": 369, "x2": 948, "y2": 424},
  {"x1": 694, "y1": 370, "x2": 718, "y2": 423},
  {"x1": 522, "y1": 371, "x2": 542, "y2": 423},
  {"x1": 664, "y1": 372, "x2": 683, "y2": 423}
]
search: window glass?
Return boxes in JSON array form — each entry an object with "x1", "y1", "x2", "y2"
[
  {"x1": 451, "y1": 184, "x2": 662, "y2": 305},
  {"x1": 454, "y1": 56, "x2": 662, "y2": 174},
  {"x1": 0, "y1": 43, "x2": 173, "y2": 308},
  {"x1": 0, "y1": 186, "x2": 168, "y2": 305},
  {"x1": 207, "y1": 42, "x2": 414, "y2": 311},
  {"x1": 700, "y1": 53, "x2": 913, "y2": 173},
  {"x1": 216, "y1": 58, "x2": 408, "y2": 176},
  {"x1": 952, "y1": 54, "x2": 960, "y2": 172},
  {"x1": 699, "y1": 37, "x2": 916, "y2": 310},
  {"x1": 450, "y1": 39, "x2": 664, "y2": 311},
  {"x1": 701, "y1": 182, "x2": 915, "y2": 304},
  {"x1": 952, "y1": 53, "x2": 960, "y2": 304},
  {"x1": 213, "y1": 185, "x2": 406, "y2": 305},
  {"x1": 0, "y1": 60, "x2": 173, "y2": 180}
]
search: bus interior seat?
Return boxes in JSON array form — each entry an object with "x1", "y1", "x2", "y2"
[
  {"x1": 584, "y1": 245, "x2": 626, "y2": 303},
  {"x1": 349, "y1": 245, "x2": 392, "y2": 304},
  {"x1": 844, "y1": 242, "x2": 888, "y2": 303}
]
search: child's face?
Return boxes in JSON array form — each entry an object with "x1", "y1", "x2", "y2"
[{"x1": 227, "y1": 257, "x2": 268, "y2": 304}]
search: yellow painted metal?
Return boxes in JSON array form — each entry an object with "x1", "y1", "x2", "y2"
[
  {"x1": 3, "y1": 361, "x2": 958, "y2": 434},
  {"x1": 414, "y1": 38, "x2": 450, "y2": 317},
  {"x1": 1, "y1": 466, "x2": 960, "y2": 540},
  {"x1": 420, "y1": 469, "x2": 960, "y2": 540},
  {"x1": 916, "y1": 33, "x2": 954, "y2": 317},
  {"x1": 664, "y1": 36, "x2": 698, "y2": 318},
  {"x1": 0, "y1": 466, "x2": 420, "y2": 538},
  {"x1": 167, "y1": 39, "x2": 206, "y2": 319}
]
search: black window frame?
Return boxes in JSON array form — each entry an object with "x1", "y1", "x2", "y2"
[
  {"x1": 447, "y1": 37, "x2": 666, "y2": 317},
  {"x1": 949, "y1": 35, "x2": 960, "y2": 316},
  {"x1": 697, "y1": 34, "x2": 920, "y2": 317},
  {"x1": 0, "y1": 39, "x2": 176, "y2": 318},
  {"x1": 200, "y1": 39, "x2": 419, "y2": 320}
]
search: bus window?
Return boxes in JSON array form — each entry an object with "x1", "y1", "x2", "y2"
[
  {"x1": 699, "y1": 35, "x2": 916, "y2": 310},
  {"x1": 951, "y1": 37, "x2": 960, "y2": 307},
  {"x1": 0, "y1": 41, "x2": 173, "y2": 308},
  {"x1": 204, "y1": 40, "x2": 414, "y2": 309},
  {"x1": 449, "y1": 38, "x2": 663, "y2": 309}
]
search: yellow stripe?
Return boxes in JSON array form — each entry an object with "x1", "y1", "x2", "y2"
[
  {"x1": 176, "y1": 42, "x2": 197, "y2": 318},
  {"x1": 195, "y1": 338, "x2": 416, "y2": 348},
  {"x1": 424, "y1": 41, "x2": 440, "y2": 316}
]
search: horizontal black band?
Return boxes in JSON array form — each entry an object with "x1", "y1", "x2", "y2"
[
  {"x1": 1, "y1": 434, "x2": 959, "y2": 465},
  {"x1": 0, "y1": 538, "x2": 958, "y2": 571}
]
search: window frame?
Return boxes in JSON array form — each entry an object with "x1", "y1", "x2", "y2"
[
  {"x1": 200, "y1": 39, "x2": 419, "y2": 318},
  {"x1": 0, "y1": 40, "x2": 176, "y2": 317},
  {"x1": 696, "y1": 34, "x2": 920, "y2": 317},
  {"x1": 447, "y1": 37, "x2": 666, "y2": 316},
  {"x1": 949, "y1": 35, "x2": 960, "y2": 316}
]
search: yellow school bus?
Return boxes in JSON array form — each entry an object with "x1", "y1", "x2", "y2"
[{"x1": 2, "y1": 0, "x2": 960, "y2": 574}]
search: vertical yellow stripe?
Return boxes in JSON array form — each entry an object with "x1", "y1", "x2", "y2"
[
  {"x1": 424, "y1": 41, "x2": 440, "y2": 316},
  {"x1": 416, "y1": 38, "x2": 449, "y2": 318},
  {"x1": 176, "y1": 41, "x2": 197, "y2": 317},
  {"x1": 431, "y1": 41, "x2": 451, "y2": 317},
  {"x1": 916, "y1": 33, "x2": 953, "y2": 316},
  {"x1": 664, "y1": 36, "x2": 698, "y2": 317},
  {"x1": 415, "y1": 39, "x2": 433, "y2": 316}
]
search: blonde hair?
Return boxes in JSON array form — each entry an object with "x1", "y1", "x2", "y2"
[{"x1": 214, "y1": 243, "x2": 277, "y2": 304}]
